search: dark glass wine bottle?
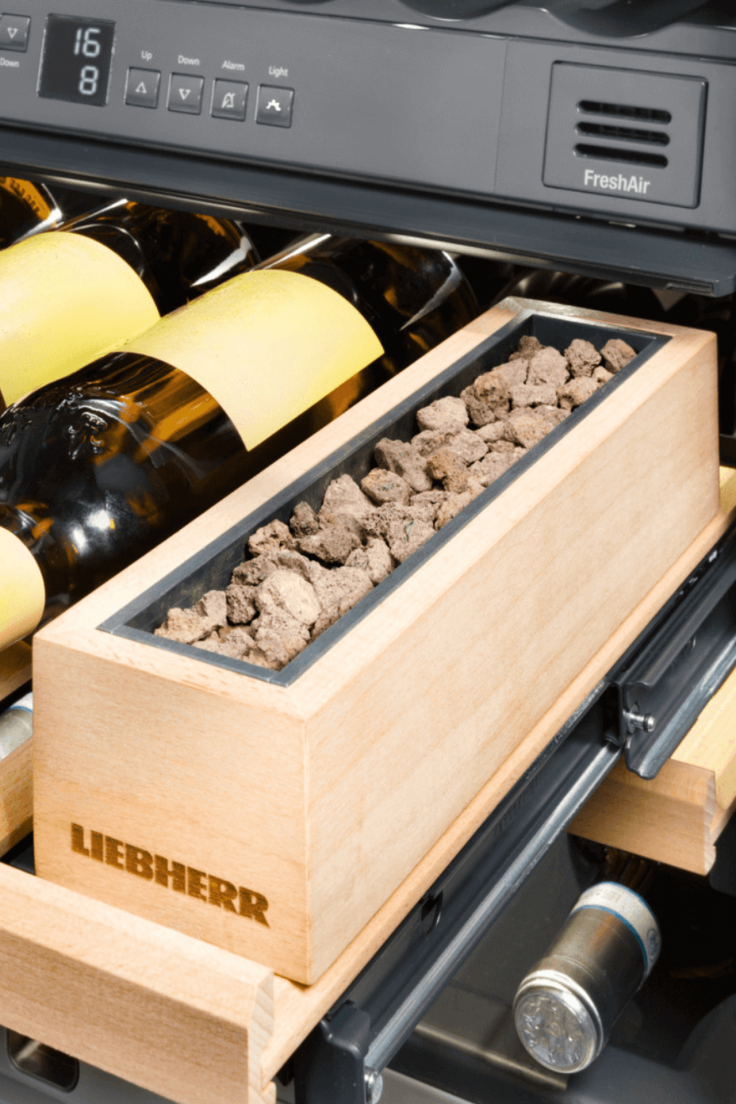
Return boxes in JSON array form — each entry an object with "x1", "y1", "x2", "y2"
[
  {"x1": 64, "y1": 199, "x2": 258, "y2": 315},
  {"x1": 0, "y1": 198, "x2": 257, "y2": 411},
  {"x1": 0, "y1": 177, "x2": 60, "y2": 251},
  {"x1": 0, "y1": 236, "x2": 477, "y2": 646}
]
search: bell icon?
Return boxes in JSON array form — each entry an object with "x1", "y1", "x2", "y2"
[{"x1": 222, "y1": 91, "x2": 236, "y2": 109}]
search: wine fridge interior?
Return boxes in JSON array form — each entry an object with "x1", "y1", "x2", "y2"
[
  {"x1": 0, "y1": 1, "x2": 735, "y2": 1102},
  {"x1": 0, "y1": 217, "x2": 733, "y2": 1104}
]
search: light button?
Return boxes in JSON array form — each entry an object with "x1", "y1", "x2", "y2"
[
  {"x1": 125, "y1": 68, "x2": 161, "y2": 109},
  {"x1": 212, "y1": 79, "x2": 248, "y2": 121},
  {"x1": 0, "y1": 14, "x2": 30, "y2": 52},
  {"x1": 168, "y1": 72, "x2": 204, "y2": 115},
  {"x1": 256, "y1": 85, "x2": 293, "y2": 128}
]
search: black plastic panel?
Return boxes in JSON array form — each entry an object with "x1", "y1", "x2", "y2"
[
  {"x1": 0, "y1": 1, "x2": 732, "y2": 295},
  {"x1": 3, "y1": 122, "x2": 736, "y2": 295},
  {"x1": 0, "y1": 1, "x2": 733, "y2": 238}
]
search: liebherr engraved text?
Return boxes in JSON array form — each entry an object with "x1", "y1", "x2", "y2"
[{"x1": 70, "y1": 823, "x2": 270, "y2": 926}]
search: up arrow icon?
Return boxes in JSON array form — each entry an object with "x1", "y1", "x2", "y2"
[{"x1": 136, "y1": 81, "x2": 147, "y2": 94}]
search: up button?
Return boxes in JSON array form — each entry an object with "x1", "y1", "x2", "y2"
[{"x1": 125, "y1": 68, "x2": 161, "y2": 109}]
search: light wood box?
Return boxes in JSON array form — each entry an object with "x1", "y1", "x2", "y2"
[{"x1": 32, "y1": 298, "x2": 720, "y2": 984}]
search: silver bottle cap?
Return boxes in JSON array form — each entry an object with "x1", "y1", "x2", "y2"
[{"x1": 514, "y1": 972, "x2": 603, "y2": 1073}]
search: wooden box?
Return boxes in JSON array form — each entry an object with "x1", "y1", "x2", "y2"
[{"x1": 32, "y1": 298, "x2": 720, "y2": 984}]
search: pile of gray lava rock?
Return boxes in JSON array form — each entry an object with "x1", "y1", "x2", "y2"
[{"x1": 155, "y1": 334, "x2": 635, "y2": 670}]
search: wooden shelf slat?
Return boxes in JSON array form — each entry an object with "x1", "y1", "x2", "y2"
[{"x1": 0, "y1": 863, "x2": 275, "y2": 1104}]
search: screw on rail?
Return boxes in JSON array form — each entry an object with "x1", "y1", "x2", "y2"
[
  {"x1": 365, "y1": 1068, "x2": 383, "y2": 1104},
  {"x1": 624, "y1": 710, "x2": 656, "y2": 734}
]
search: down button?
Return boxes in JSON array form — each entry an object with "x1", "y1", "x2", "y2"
[{"x1": 168, "y1": 72, "x2": 204, "y2": 115}]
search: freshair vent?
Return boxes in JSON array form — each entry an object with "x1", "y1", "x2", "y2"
[
  {"x1": 576, "y1": 99, "x2": 671, "y2": 167},
  {"x1": 544, "y1": 64, "x2": 707, "y2": 209}
]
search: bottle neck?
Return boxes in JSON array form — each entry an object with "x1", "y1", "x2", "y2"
[
  {"x1": 260, "y1": 235, "x2": 478, "y2": 376},
  {"x1": 64, "y1": 200, "x2": 258, "y2": 315},
  {"x1": 574, "y1": 840, "x2": 657, "y2": 899},
  {"x1": 599, "y1": 848, "x2": 657, "y2": 897}
]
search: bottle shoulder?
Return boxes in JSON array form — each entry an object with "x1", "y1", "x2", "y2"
[{"x1": 63, "y1": 202, "x2": 259, "y2": 314}]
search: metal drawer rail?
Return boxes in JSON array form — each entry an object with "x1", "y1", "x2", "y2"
[{"x1": 291, "y1": 521, "x2": 736, "y2": 1104}]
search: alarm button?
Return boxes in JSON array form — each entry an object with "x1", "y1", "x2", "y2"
[
  {"x1": 0, "y1": 14, "x2": 30, "y2": 52},
  {"x1": 212, "y1": 80, "x2": 248, "y2": 121},
  {"x1": 125, "y1": 68, "x2": 161, "y2": 109},
  {"x1": 256, "y1": 86, "x2": 294, "y2": 128},
  {"x1": 168, "y1": 73, "x2": 204, "y2": 115}
]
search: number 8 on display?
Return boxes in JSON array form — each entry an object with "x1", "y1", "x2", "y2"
[{"x1": 79, "y1": 66, "x2": 99, "y2": 97}]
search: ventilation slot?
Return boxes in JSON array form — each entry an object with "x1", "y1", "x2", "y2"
[
  {"x1": 579, "y1": 101, "x2": 672, "y2": 125},
  {"x1": 577, "y1": 122, "x2": 669, "y2": 147},
  {"x1": 573, "y1": 96, "x2": 671, "y2": 167},
  {"x1": 574, "y1": 144, "x2": 668, "y2": 168}
]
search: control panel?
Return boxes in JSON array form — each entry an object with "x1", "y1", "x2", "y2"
[
  {"x1": 0, "y1": 1, "x2": 734, "y2": 237},
  {"x1": 0, "y1": 1, "x2": 505, "y2": 199}
]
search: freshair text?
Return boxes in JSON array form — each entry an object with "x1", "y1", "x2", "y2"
[
  {"x1": 584, "y1": 168, "x2": 651, "y2": 195},
  {"x1": 71, "y1": 823, "x2": 269, "y2": 926}
]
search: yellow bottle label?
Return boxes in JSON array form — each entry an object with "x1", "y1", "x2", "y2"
[
  {"x1": 124, "y1": 269, "x2": 384, "y2": 450},
  {"x1": 0, "y1": 177, "x2": 53, "y2": 220},
  {"x1": 0, "y1": 528, "x2": 45, "y2": 649},
  {"x1": 0, "y1": 232, "x2": 160, "y2": 406}
]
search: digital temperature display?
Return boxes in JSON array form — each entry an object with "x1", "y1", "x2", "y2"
[{"x1": 39, "y1": 15, "x2": 115, "y2": 107}]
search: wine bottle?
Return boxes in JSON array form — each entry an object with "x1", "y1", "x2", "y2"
[
  {"x1": 0, "y1": 236, "x2": 477, "y2": 646},
  {"x1": 513, "y1": 850, "x2": 661, "y2": 1073},
  {"x1": 0, "y1": 177, "x2": 61, "y2": 252},
  {"x1": 0, "y1": 198, "x2": 257, "y2": 411}
]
